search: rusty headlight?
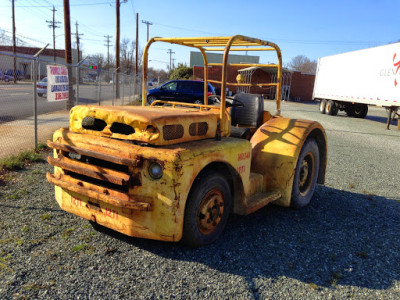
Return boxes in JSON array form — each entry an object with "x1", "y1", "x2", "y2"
[{"x1": 148, "y1": 162, "x2": 163, "y2": 179}]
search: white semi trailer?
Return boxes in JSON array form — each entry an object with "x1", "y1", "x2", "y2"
[{"x1": 313, "y1": 42, "x2": 400, "y2": 128}]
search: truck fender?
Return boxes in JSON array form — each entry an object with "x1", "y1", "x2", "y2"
[{"x1": 250, "y1": 117, "x2": 327, "y2": 207}]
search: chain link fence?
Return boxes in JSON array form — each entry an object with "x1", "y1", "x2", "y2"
[{"x1": 0, "y1": 51, "x2": 141, "y2": 160}]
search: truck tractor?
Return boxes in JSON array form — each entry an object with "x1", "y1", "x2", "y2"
[{"x1": 47, "y1": 35, "x2": 327, "y2": 246}]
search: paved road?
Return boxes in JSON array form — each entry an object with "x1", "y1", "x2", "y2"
[{"x1": 0, "y1": 83, "x2": 130, "y2": 123}]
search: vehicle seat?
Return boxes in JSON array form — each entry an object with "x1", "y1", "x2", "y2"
[{"x1": 230, "y1": 93, "x2": 264, "y2": 138}]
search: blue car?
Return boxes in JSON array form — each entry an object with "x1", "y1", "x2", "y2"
[{"x1": 147, "y1": 80, "x2": 216, "y2": 105}]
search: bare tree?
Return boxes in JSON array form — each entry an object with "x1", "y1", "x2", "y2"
[{"x1": 287, "y1": 55, "x2": 317, "y2": 74}]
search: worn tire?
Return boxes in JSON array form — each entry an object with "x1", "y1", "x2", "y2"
[
  {"x1": 291, "y1": 139, "x2": 320, "y2": 209},
  {"x1": 325, "y1": 100, "x2": 338, "y2": 116},
  {"x1": 319, "y1": 99, "x2": 327, "y2": 114},
  {"x1": 353, "y1": 103, "x2": 368, "y2": 118},
  {"x1": 147, "y1": 95, "x2": 157, "y2": 105},
  {"x1": 182, "y1": 171, "x2": 231, "y2": 247}
]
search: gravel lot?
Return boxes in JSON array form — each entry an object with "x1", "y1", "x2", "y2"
[{"x1": 1, "y1": 101, "x2": 400, "y2": 299}]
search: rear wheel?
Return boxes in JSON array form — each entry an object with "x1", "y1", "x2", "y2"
[
  {"x1": 147, "y1": 95, "x2": 157, "y2": 105},
  {"x1": 325, "y1": 100, "x2": 338, "y2": 116},
  {"x1": 353, "y1": 103, "x2": 368, "y2": 118},
  {"x1": 291, "y1": 139, "x2": 320, "y2": 209},
  {"x1": 182, "y1": 171, "x2": 231, "y2": 247},
  {"x1": 319, "y1": 99, "x2": 327, "y2": 114}
]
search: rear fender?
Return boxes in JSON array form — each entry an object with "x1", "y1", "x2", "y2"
[{"x1": 250, "y1": 117, "x2": 327, "y2": 207}]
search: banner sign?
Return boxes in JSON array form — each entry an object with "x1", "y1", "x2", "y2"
[{"x1": 47, "y1": 65, "x2": 69, "y2": 101}]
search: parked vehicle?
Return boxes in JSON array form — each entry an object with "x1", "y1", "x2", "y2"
[
  {"x1": 37, "y1": 77, "x2": 75, "y2": 98},
  {"x1": 46, "y1": 35, "x2": 327, "y2": 247},
  {"x1": 36, "y1": 77, "x2": 48, "y2": 97},
  {"x1": 313, "y1": 42, "x2": 400, "y2": 127},
  {"x1": 147, "y1": 80, "x2": 216, "y2": 104},
  {"x1": 0, "y1": 72, "x2": 12, "y2": 82},
  {"x1": 3, "y1": 69, "x2": 25, "y2": 80}
]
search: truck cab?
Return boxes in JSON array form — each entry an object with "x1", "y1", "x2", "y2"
[{"x1": 47, "y1": 35, "x2": 327, "y2": 246}]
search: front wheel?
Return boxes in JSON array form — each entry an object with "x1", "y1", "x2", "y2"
[
  {"x1": 38, "y1": 93, "x2": 43, "y2": 97},
  {"x1": 291, "y1": 139, "x2": 320, "y2": 209},
  {"x1": 182, "y1": 171, "x2": 231, "y2": 247}
]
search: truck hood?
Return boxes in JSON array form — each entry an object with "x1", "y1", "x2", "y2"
[{"x1": 69, "y1": 105, "x2": 223, "y2": 146}]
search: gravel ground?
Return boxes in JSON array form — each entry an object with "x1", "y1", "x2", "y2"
[{"x1": 1, "y1": 101, "x2": 400, "y2": 299}]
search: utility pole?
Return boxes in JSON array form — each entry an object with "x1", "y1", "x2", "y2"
[
  {"x1": 73, "y1": 21, "x2": 83, "y2": 85},
  {"x1": 115, "y1": 0, "x2": 120, "y2": 97},
  {"x1": 104, "y1": 35, "x2": 112, "y2": 69},
  {"x1": 167, "y1": 49, "x2": 175, "y2": 71},
  {"x1": 12, "y1": 0, "x2": 16, "y2": 83},
  {"x1": 72, "y1": 21, "x2": 83, "y2": 63},
  {"x1": 46, "y1": 6, "x2": 61, "y2": 62},
  {"x1": 63, "y1": 0, "x2": 74, "y2": 110},
  {"x1": 141, "y1": 20, "x2": 152, "y2": 41}
]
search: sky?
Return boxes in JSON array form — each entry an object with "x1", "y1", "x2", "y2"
[{"x1": 0, "y1": 0, "x2": 399, "y2": 70}]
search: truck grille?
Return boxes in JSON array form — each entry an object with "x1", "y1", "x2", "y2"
[{"x1": 47, "y1": 140, "x2": 151, "y2": 211}]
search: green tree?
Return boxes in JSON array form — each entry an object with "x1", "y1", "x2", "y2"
[{"x1": 169, "y1": 63, "x2": 193, "y2": 80}]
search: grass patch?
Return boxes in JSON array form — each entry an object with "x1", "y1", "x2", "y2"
[
  {"x1": 61, "y1": 227, "x2": 75, "y2": 240},
  {"x1": 0, "y1": 149, "x2": 43, "y2": 171},
  {"x1": 72, "y1": 244, "x2": 88, "y2": 252},
  {"x1": 40, "y1": 214, "x2": 52, "y2": 221}
]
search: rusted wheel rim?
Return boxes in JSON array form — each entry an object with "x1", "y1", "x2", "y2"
[
  {"x1": 197, "y1": 189, "x2": 225, "y2": 235},
  {"x1": 299, "y1": 151, "x2": 315, "y2": 196}
]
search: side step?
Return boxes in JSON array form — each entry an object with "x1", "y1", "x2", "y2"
[{"x1": 243, "y1": 191, "x2": 282, "y2": 215}]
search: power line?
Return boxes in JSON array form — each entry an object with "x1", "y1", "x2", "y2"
[{"x1": 0, "y1": 2, "x2": 113, "y2": 8}]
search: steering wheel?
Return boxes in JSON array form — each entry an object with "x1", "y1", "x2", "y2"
[{"x1": 208, "y1": 95, "x2": 245, "y2": 108}]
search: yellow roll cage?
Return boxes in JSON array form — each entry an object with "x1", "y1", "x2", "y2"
[{"x1": 141, "y1": 35, "x2": 283, "y2": 133}]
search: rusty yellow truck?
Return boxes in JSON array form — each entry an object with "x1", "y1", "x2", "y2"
[{"x1": 46, "y1": 36, "x2": 327, "y2": 246}]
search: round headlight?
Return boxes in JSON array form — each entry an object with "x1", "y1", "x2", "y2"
[{"x1": 149, "y1": 162, "x2": 163, "y2": 179}]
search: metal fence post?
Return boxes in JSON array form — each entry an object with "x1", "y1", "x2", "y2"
[
  {"x1": 112, "y1": 72, "x2": 115, "y2": 106},
  {"x1": 98, "y1": 70, "x2": 102, "y2": 105},
  {"x1": 32, "y1": 58, "x2": 38, "y2": 149},
  {"x1": 122, "y1": 74, "x2": 125, "y2": 105},
  {"x1": 129, "y1": 76, "x2": 132, "y2": 102},
  {"x1": 76, "y1": 66, "x2": 80, "y2": 105}
]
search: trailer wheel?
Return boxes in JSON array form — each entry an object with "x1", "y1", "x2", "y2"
[
  {"x1": 325, "y1": 100, "x2": 338, "y2": 116},
  {"x1": 291, "y1": 139, "x2": 320, "y2": 209},
  {"x1": 353, "y1": 104, "x2": 368, "y2": 118},
  {"x1": 182, "y1": 171, "x2": 231, "y2": 247},
  {"x1": 345, "y1": 104, "x2": 355, "y2": 117},
  {"x1": 319, "y1": 100, "x2": 327, "y2": 114}
]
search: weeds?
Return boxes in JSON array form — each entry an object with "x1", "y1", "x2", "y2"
[
  {"x1": 0, "y1": 150, "x2": 43, "y2": 171},
  {"x1": 40, "y1": 214, "x2": 52, "y2": 221},
  {"x1": 72, "y1": 244, "x2": 88, "y2": 252},
  {"x1": 61, "y1": 228, "x2": 75, "y2": 240}
]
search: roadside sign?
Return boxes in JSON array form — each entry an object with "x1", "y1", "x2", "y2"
[{"x1": 47, "y1": 65, "x2": 69, "y2": 101}]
